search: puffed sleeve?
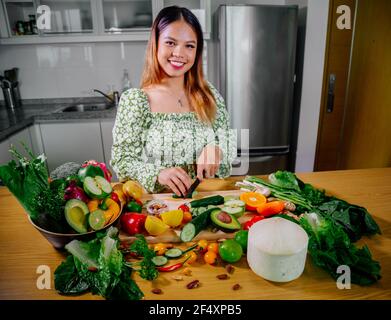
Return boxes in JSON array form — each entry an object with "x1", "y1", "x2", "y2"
[
  {"x1": 110, "y1": 89, "x2": 165, "y2": 193},
  {"x1": 207, "y1": 82, "x2": 237, "y2": 178}
]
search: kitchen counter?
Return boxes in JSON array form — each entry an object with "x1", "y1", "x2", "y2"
[
  {"x1": 0, "y1": 100, "x2": 117, "y2": 142},
  {"x1": 0, "y1": 168, "x2": 390, "y2": 300}
]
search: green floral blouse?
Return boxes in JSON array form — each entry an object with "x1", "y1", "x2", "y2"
[{"x1": 111, "y1": 82, "x2": 236, "y2": 193}]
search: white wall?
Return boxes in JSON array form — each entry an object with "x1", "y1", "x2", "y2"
[
  {"x1": 286, "y1": 0, "x2": 329, "y2": 172},
  {"x1": 0, "y1": 42, "x2": 148, "y2": 100}
]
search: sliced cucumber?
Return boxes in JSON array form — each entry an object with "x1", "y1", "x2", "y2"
[
  {"x1": 164, "y1": 248, "x2": 183, "y2": 259},
  {"x1": 224, "y1": 199, "x2": 245, "y2": 208},
  {"x1": 222, "y1": 206, "x2": 245, "y2": 218},
  {"x1": 152, "y1": 256, "x2": 168, "y2": 266},
  {"x1": 224, "y1": 195, "x2": 239, "y2": 202},
  {"x1": 180, "y1": 208, "x2": 214, "y2": 242}
]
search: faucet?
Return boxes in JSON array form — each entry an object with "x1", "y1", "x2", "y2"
[{"x1": 93, "y1": 89, "x2": 120, "y2": 107}]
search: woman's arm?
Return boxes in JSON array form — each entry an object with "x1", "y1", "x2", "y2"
[
  {"x1": 110, "y1": 89, "x2": 164, "y2": 193},
  {"x1": 203, "y1": 83, "x2": 237, "y2": 178}
]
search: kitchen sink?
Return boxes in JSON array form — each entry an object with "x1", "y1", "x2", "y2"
[{"x1": 58, "y1": 103, "x2": 114, "y2": 112}]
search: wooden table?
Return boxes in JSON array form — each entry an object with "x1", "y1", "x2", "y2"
[{"x1": 0, "y1": 168, "x2": 390, "y2": 300}]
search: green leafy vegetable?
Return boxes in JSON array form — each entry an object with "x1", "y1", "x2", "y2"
[
  {"x1": 125, "y1": 234, "x2": 159, "y2": 281},
  {"x1": 268, "y1": 171, "x2": 301, "y2": 192},
  {"x1": 54, "y1": 227, "x2": 144, "y2": 300},
  {"x1": 0, "y1": 144, "x2": 49, "y2": 221},
  {"x1": 299, "y1": 212, "x2": 381, "y2": 285}
]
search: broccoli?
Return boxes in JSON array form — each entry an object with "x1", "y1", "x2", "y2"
[{"x1": 50, "y1": 162, "x2": 81, "y2": 180}]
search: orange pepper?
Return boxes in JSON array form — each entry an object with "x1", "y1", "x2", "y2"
[{"x1": 256, "y1": 201, "x2": 285, "y2": 217}]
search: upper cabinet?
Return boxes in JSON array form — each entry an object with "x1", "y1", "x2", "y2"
[{"x1": 0, "y1": 0, "x2": 210, "y2": 44}]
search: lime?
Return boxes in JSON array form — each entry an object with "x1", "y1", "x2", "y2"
[
  {"x1": 88, "y1": 209, "x2": 106, "y2": 231},
  {"x1": 219, "y1": 239, "x2": 243, "y2": 263},
  {"x1": 234, "y1": 230, "x2": 249, "y2": 251}
]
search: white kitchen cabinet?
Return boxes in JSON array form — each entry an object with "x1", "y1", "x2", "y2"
[
  {"x1": 100, "y1": 119, "x2": 118, "y2": 181},
  {"x1": 39, "y1": 121, "x2": 105, "y2": 172},
  {"x1": 0, "y1": 0, "x2": 211, "y2": 44}
]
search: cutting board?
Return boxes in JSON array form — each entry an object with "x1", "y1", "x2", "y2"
[{"x1": 119, "y1": 189, "x2": 257, "y2": 244}]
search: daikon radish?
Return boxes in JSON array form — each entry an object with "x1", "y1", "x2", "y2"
[{"x1": 247, "y1": 217, "x2": 308, "y2": 282}]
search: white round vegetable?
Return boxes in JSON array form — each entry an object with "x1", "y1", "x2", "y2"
[{"x1": 247, "y1": 217, "x2": 309, "y2": 282}]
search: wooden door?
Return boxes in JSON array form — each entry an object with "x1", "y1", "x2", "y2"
[
  {"x1": 339, "y1": 0, "x2": 391, "y2": 168},
  {"x1": 314, "y1": 0, "x2": 356, "y2": 171}
]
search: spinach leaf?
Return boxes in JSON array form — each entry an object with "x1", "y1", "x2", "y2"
[
  {"x1": 268, "y1": 171, "x2": 301, "y2": 192},
  {"x1": 54, "y1": 255, "x2": 89, "y2": 295}
]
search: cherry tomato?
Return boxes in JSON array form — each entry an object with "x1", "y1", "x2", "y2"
[
  {"x1": 204, "y1": 250, "x2": 217, "y2": 265},
  {"x1": 182, "y1": 211, "x2": 192, "y2": 224},
  {"x1": 184, "y1": 251, "x2": 198, "y2": 265},
  {"x1": 154, "y1": 243, "x2": 168, "y2": 256},
  {"x1": 178, "y1": 204, "x2": 190, "y2": 212},
  {"x1": 207, "y1": 243, "x2": 219, "y2": 254},
  {"x1": 197, "y1": 240, "x2": 208, "y2": 253}
]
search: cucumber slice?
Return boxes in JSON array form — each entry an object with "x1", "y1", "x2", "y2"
[
  {"x1": 222, "y1": 206, "x2": 245, "y2": 218},
  {"x1": 224, "y1": 200, "x2": 245, "y2": 208},
  {"x1": 152, "y1": 256, "x2": 168, "y2": 266},
  {"x1": 164, "y1": 248, "x2": 183, "y2": 259},
  {"x1": 224, "y1": 195, "x2": 239, "y2": 202},
  {"x1": 180, "y1": 208, "x2": 214, "y2": 242}
]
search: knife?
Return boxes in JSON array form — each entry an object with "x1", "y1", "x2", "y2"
[{"x1": 184, "y1": 177, "x2": 201, "y2": 198}]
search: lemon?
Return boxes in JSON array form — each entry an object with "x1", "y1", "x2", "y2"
[
  {"x1": 160, "y1": 210, "x2": 184, "y2": 228},
  {"x1": 145, "y1": 215, "x2": 170, "y2": 236}
]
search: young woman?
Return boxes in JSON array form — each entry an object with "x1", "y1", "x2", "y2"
[{"x1": 111, "y1": 6, "x2": 235, "y2": 196}]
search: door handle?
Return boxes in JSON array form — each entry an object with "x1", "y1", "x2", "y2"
[{"x1": 327, "y1": 74, "x2": 336, "y2": 113}]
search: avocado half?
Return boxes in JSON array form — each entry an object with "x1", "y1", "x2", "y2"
[
  {"x1": 64, "y1": 199, "x2": 89, "y2": 233},
  {"x1": 210, "y1": 209, "x2": 241, "y2": 233}
]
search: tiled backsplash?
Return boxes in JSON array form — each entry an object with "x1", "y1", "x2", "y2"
[{"x1": 0, "y1": 42, "x2": 148, "y2": 100}]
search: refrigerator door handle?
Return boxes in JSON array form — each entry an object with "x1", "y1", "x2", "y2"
[{"x1": 232, "y1": 155, "x2": 274, "y2": 168}]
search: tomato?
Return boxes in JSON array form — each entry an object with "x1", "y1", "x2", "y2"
[
  {"x1": 184, "y1": 251, "x2": 198, "y2": 265},
  {"x1": 154, "y1": 243, "x2": 168, "y2": 256},
  {"x1": 242, "y1": 215, "x2": 265, "y2": 230},
  {"x1": 234, "y1": 230, "x2": 249, "y2": 251},
  {"x1": 207, "y1": 243, "x2": 219, "y2": 254},
  {"x1": 197, "y1": 239, "x2": 208, "y2": 253},
  {"x1": 182, "y1": 211, "x2": 192, "y2": 224},
  {"x1": 120, "y1": 212, "x2": 146, "y2": 235},
  {"x1": 110, "y1": 192, "x2": 120, "y2": 204},
  {"x1": 204, "y1": 251, "x2": 217, "y2": 265},
  {"x1": 218, "y1": 239, "x2": 243, "y2": 263},
  {"x1": 178, "y1": 204, "x2": 190, "y2": 212}
]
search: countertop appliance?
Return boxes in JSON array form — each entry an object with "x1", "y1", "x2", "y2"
[{"x1": 218, "y1": 5, "x2": 298, "y2": 175}]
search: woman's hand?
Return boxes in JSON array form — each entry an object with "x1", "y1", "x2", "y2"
[
  {"x1": 157, "y1": 167, "x2": 192, "y2": 196},
  {"x1": 196, "y1": 145, "x2": 223, "y2": 180}
]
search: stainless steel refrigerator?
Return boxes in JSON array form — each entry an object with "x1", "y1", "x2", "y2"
[{"x1": 218, "y1": 5, "x2": 298, "y2": 175}]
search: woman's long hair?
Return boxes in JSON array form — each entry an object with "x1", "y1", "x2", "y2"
[{"x1": 140, "y1": 6, "x2": 216, "y2": 124}]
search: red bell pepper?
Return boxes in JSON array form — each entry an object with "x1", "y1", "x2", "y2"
[
  {"x1": 243, "y1": 215, "x2": 265, "y2": 230},
  {"x1": 120, "y1": 212, "x2": 147, "y2": 235}
]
